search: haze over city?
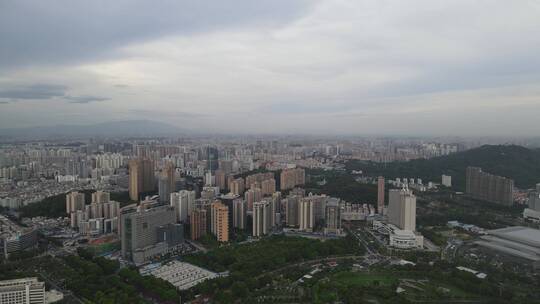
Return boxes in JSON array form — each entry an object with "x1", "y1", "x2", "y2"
[{"x1": 1, "y1": 0, "x2": 540, "y2": 136}]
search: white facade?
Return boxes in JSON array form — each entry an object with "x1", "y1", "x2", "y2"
[
  {"x1": 389, "y1": 229, "x2": 424, "y2": 249},
  {"x1": 0, "y1": 277, "x2": 45, "y2": 304},
  {"x1": 388, "y1": 188, "x2": 416, "y2": 231},
  {"x1": 442, "y1": 175, "x2": 452, "y2": 187}
]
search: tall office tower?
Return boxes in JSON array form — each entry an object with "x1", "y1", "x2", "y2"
[
  {"x1": 230, "y1": 178, "x2": 245, "y2": 195},
  {"x1": 466, "y1": 167, "x2": 514, "y2": 206},
  {"x1": 0, "y1": 277, "x2": 45, "y2": 304},
  {"x1": 206, "y1": 146, "x2": 219, "y2": 173},
  {"x1": 129, "y1": 158, "x2": 155, "y2": 201},
  {"x1": 253, "y1": 200, "x2": 272, "y2": 237},
  {"x1": 120, "y1": 204, "x2": 176, "y2": 262},
  {"x1": 244, "y1": 188, "x2": 262, "y2": 211},
  {"x1": 190, "y1": 209, "x2": 207, "y2": 240},
  {"x1": 285, "y1": 195, "x2": 299, "y2": 227},
  {"x1": 387, "y1": 188, "x2": 416, "y2": 231},
  {"x1": 442, "y1": 175, "x2": 452, "y2": 187},
  {"x1": 261, "y1": 178, "x2": 276, "y2": 196},
  {"x1": 324, "y1": 201, "x2": 341, "y2": 235},
  {"x1": 92, "y1": 191, "x2": 110, "y2": 204},
  {"x1": 170, "y1": 191, "x2": 190, "y2": 223},
  {"x1": 211, "y1": 201, "x2": 229, "y2": 242},
  {"x1": 298, "y1": 198, "x2": 314, "y2": 231},
  {"x1": 66, "y1": 191, "x2": 85, "y2": 214},
  {"x1": 377, "y1": 176, "x2": 385, "y2": 213},
  {"x1": 280, "y1": 168, "x2": 305, "y2": 190},
  {"x1": 215, "y1": 169, "x2": 226, "y2": 191},
  {"x1": 232, "y1": 199, "x2": 247, "y2": 230}
]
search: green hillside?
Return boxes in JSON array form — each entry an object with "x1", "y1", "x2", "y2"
[{"x1": 345, "y1": 145, "x2": 540, "y2": 190}]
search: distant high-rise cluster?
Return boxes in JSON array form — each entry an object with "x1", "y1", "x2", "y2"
[
  {"x1": 466, "y1": 167, "x2": 514, "y2": 206},
  {"x1": 67, "y1": 191, "x2": 120, "y2": 236}
]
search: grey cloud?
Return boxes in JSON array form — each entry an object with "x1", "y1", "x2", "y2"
[
  {"x1": 129, "y1": 109, "x2": 208, "y2": 118},
  {"x1": 0, "y1": 0, "x2": 313, "y2": 69},
  {"x1": 0, "y1": 84, "x2": 66, "y2": 100},
  {"x1": 65, "y1": 95, "x2": 110, "y2": 104}
]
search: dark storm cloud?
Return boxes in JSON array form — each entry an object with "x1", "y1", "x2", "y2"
[
  {"x1": 0, "y1": 0, "x2": 313, "y2": 69},
  {"x1": 0, "y1": 84, "x2": 66, "y2": 100},
  {"x1": 65, "y1": 95, "x2": 110, "y2": 104}
]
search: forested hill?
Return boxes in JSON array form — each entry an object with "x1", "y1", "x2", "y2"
[{"x1": 345, "y1": 145, "x2": 540, "y2": 190}]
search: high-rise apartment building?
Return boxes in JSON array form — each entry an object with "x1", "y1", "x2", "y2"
[
  {"x1": 253, "y1": 200, "x2": 272, "y2": 237},
  {"x1": 377, "y1": 176, "x2": 385, "y2": 213},
  {"x1": 66, "y1": 191, "x2": 85, "y2": 214},
  {"x1": 211, "y1": 201, "x2": 229, "y2": 242},
  {"x1": 232, "y1": 199, "x2": 246, "y2": 230},
  {"x1": 0, "y1": 277, "x2": 45, "y2": 304},
  {"x1": 215, "y1": 170, "x2": 226, "y2": 191},
  {"x1": 129, "y1": 158, "x2": 154, "y2": 201},
  {"x1": 261, "y1": 178, "x2": 276, "y2": 196},
  {"x1": 388, "y1": 188, "x2": 416, "y2": 231},
  {"x1": 230, "y1": 178, "x2": 245, "y2": 196},
  {"x1": 245, "y1": 172, "x2": 275, "y2": 190},
  {"x1": 298, "y1": 198, "x2": 314, "y2": 231},
  {"x1": 91, "y1": 191, "x2": 110, "y2": 205},
  {"x1": 244, "y1": 188, "x2": 262, "y2": 212},
  {"x1": 285, "y1": 195, "x2": 300, "y2": 227},
  {"x1": 324, "y1": 200, "x2": 342, "y2": 235},
  {"x1": 190, "y1": 209, "x2": 207, "y2": 240},
  {"x1": 170, "y1": 190, "x2": 194, "y2": 223},
  {"x1": 466, "y1": 167, "x2": 514, "y2": 206},
  {"x1": 270, "y1": 192, "x2": 281, "y2": 227},
  {"x1": 158, "y1": 162, "x2": 175, "y2": 203},
  {"x1": 280, "y1": 168, "x2": 305, "y2": 190}
]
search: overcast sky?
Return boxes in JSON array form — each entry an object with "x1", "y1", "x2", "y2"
[{"x1": 1, "y1": 0, "x2": 540, "y2": 136}]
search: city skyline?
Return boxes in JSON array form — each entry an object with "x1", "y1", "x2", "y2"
[{"x1": 1, "y1": 1, "x2": 540, "y2": 136}]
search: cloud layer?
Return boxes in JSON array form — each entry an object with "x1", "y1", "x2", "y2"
[{"x1": 1, "y1": 0, "x2": 540, "y2": 136}]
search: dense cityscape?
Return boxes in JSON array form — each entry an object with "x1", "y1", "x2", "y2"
[
  {"x1": 2, "y1": 1, "x2": 540, "y2": 303},
  {"x1": 1, "y1": 136, "x2": 540, "y2": 303}
]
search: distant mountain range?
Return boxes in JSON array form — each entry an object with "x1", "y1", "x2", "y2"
[
  {"x1": 0, "y1": 120, "x2": 186, "y2": 139},
  {"x1": 346, "y1": 145, "x2": 540, "y2": 190}
]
